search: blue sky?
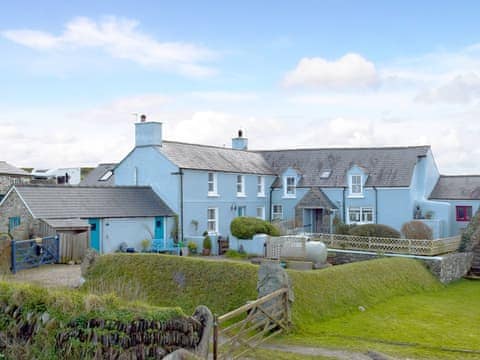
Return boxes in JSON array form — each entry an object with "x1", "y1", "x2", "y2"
[{"x1": 1, "y1": 1, "x2": 480, "y2": 172}]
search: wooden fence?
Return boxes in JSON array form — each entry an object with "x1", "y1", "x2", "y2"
[
  {"x1": 312, "y1": 233, "x2": 461, "y2": 256},
  {"x1": 213, "y1": 288, "x2": 290, "y2": 360}
]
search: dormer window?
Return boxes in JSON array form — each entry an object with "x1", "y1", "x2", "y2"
[
  {"x1": 208, "y1": 172, "x2": 218, "y2": 196},
  {"x1": 284, "y1": 176, "x2": 296, "y2": 198},
  {"x1": 350, "y1": 174, "x2": 363, "y2": 196}
]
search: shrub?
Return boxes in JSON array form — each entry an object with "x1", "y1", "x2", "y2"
[
  {"x1": 349, "y1": 224, "x2": 400, "y2": 238},
  {"x1": 401, "y1": 221, "x2": 433, "y2": 239},
  {"x1": 230, "y1": 217, "x2": 280, "y2": 239},
  {"x1": 459, "y1": 209, "x2": 480, "y2": 252},
  {"x1": 187, "y1": 241, "x2": 197, "y2": 255},
  {"x1": 140, "y1": 238, "x2": 151, "y2": 252},
  {"x1": 225, "y1": 249, "x2": 248, "y2": 259},
  {"x1": 202, "y1": 235, "x2": 212, "y2": 250}
]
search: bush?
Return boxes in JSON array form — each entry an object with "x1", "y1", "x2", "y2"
[
  {"x1": 225, "y1": 249, "x2": 248, "y2": 259},
  {"x1": 202, "y1": 235, "x2": 212, "y2": 250},
  {"x1": 349, "y1": 224, "x2": 400, "y2": 238},
  {"x1": 230, "y1": 217, "x2": 280, "y2": 239},
  {"x1": 459, "y1": 209, "x2": 480, "y2": 252},
  {"x1": 401, "y1": 221, "x2": 433, "y2": 239},
  {"x1": 187, "y1": 241, "x2": 198, "y2": 255}
]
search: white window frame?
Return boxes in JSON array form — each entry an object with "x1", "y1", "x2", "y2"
[
  {"x1": 284, "y1": 176, "x2": 296, "y2": 198},
  {"x1": 236, "y1": 175, "x2": 246, "y2": 197},
  {"x1": 348, "y1": 207, "x2": 375, "y2": 225},
  {"x1": 257, "y1": 176, "x2": 265, "y2": 197},
  {"x1": 349, "y1": 174, "x2": 363, "y2": 197},
  {"x1": 207, "y1": 207, "x2": 218, "y2": 234},
  {"x1": 238, "y1": 205, "x2": 247, "y2": 217},
  {"x1": 272, "y1": 204, "x2": 283, "y2": 220},
  {"x1": 207, "y1": 172, "x2": 218, "y2": 196},
  {"x1": 256, "y1": 206, "x2": 265, "y2": 220}
]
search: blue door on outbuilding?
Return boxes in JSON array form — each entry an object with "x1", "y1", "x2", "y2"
[
  {"x1": 89, "y1": 218, "x2": 100, "y2": 252},
  {"x1": 154, "y1": 217, "x2": 164, "y2": 240}
]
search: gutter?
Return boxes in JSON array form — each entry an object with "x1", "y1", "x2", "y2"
[{"x1": 171, "y1": 169, "x2": 184, "y2": 244}]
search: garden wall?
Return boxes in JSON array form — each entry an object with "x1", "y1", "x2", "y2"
[
  {"x1": 0, "y1": 282, "x2": 212, "y2": 359},
  {"x1": 327, "y1": 249, "x2": 473, "y2": 284}
]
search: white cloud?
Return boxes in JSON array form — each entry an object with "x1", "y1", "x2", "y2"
[
  {"x1": 2, "y1": 16, "x2": 217, "y2": 77},
  {"x1": 415, "y1": 73, "x2": 480, "y2": 104},
  {"x1": 283, "y1": 53, "x2": 378, "y2": 89}
]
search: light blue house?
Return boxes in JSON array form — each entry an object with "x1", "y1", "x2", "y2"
[{"x1": 114, "y1": 119, "x2": 480, "y2": 252}]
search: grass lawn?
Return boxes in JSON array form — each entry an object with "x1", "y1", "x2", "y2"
[{"x1": 282, "y1": 279, "x2": 480, "y2": 359}]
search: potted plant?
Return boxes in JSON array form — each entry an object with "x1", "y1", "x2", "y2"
[
  {"x1": 425, "y1": 211, "x2": 434, "y2": 219},
  {"x1": 187, "y1": 241, "x2": 198, "y2": 255},
  {"x1": 140, "y1": 238, "x2": 151, "y2": 252},
  {"x1": 202, "y1": 231, "x2": 212, "y2": 256}
]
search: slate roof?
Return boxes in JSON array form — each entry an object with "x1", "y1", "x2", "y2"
[
  {"x1": 429, "y1": 176, "x2": 480, "y2": 200},
  {"x1": 79, "y1": 163, "x2": 116, "y2": 186},
  {"x1": 42, "y1": 218, "x2": 90, "y2": 229},
  {"x1": 257, "y1": 146, "x2": 430, "y2": 188},
  {"x1": 9, "y1": 185, "x2": 174, "y2": 219},
  {"x1": 296, "y1": 187, "x2": 338, "y2": 209},
  {"x1": 157, "y1": 141, "x2": 275, "y2": 175},
  {"x1": 0, "y1": 161, "x2": 31, "y2": 176}
]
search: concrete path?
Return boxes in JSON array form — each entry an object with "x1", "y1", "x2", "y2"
[{"x1": 259, "y1": 344, "x2": 396, "y2": 360}]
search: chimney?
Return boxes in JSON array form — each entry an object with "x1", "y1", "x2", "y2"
[
  {"x1": 135, "y1": 114, "x2": 163, "y2": 147},
  {"x1": 232, "y1": 129, "x2": 248, "y2": 150}
]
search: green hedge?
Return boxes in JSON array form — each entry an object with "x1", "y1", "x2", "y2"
[
  {"x1": 83, "y1": 254, "x2": 440, "y2": 325},
  {"x1": 349, "y1": 224, "x2": 401, "y2": 238},
  {"x1": 230, "y1": 217, "x2": 280, "y2": 239}
]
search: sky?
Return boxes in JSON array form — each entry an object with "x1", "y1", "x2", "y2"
[{"x1": 1, "y1": 1, "x2": 480, "y2": 173}]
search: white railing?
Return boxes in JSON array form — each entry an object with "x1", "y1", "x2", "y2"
[
  {"x1": 265, "y1": 236, "x2": 307, "y2": 260},
  {"x1": 312, "y1": 233, "x2": 461, "y2": 256}
]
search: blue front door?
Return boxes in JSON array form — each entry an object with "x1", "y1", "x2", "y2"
[
  {"x1": 154, "y1": 217, "x2": 164, "y2": 240},
  {"x1": 89, "y1": 218, "x2": 100, "y2": 252}
]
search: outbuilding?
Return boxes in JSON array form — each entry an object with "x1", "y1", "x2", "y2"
[{"x1": 0, "y1": 184, "x2": 175, "y2": 260}]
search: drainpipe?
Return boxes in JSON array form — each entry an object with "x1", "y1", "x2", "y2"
[
  {"x1": 171, "y1": 169, "x2": 184, "y2": 244},
  {"x1": 374, "y1": 186, "x2": 378, "y2": 224},
  {"x1": 342, "y1": 187, "x2": 347, "y2": 222},
  {"x1": 269, "y1": 186, "x2": 274, "y2": 222}
]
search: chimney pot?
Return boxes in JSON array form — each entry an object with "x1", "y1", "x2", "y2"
[
  {"x1": 238, "y1": 129, "x2": 243, "y2": 138},
  {"x1": 140, "y1": 114, "x2": 147, "y2": 122}
]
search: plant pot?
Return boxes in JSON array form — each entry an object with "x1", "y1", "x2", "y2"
[{"x1": 202, "y1": 249, "x2": 211, "y2": 256}]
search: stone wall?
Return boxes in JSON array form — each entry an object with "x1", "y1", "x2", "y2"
[
  {"x1": 328, "y1": 249, "x2": 473, "y2": 284},
  {"x1": 422, "y1": 252, "x2": 474, "y2": 284},
  {"x1": 0, "y1": 189, "x2": 39, "y2": 239}
]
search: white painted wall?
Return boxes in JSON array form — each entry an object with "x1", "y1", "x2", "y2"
[{"x1": 101, "y1": 217, "x2": 155, "y2": 253}]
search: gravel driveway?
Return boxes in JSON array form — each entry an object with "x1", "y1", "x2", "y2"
[{"x1": 3, "y1": 264, "x2": 82, "y2": 288}]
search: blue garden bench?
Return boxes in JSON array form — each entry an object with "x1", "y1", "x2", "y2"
[{"x1": 151, "y1": 238, "x2": 180, "y2": 255}]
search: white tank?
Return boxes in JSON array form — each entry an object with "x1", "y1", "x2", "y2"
[{"x1": 305, "y1": 241, "x2": 328, "y2": 265}]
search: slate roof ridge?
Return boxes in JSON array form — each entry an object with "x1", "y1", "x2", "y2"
[
  {"x1": 254, "y1": 144, "x2": 431, "y2": 153},
  {"x1": 161, "y1": 140, "x2": 251, "y2": 152}
]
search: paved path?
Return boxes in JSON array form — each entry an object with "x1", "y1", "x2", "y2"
[
  {"x1": 260, "y1": 344, "x2": 396, "y2": 360},
  {"x1": 3, "y1": 264, "x2": 82, "y2": 288}
]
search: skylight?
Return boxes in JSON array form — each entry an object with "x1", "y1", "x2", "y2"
[
  {"x1": 320, "y1": 170, "x2": 331, "y2": 179},
  {"x1": 100, "y1": 170, "x2": 113, "y2": 181}
]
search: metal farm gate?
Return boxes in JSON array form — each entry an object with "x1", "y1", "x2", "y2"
[{"x1": 11, "y1": 236, "x2": 60, "y2": 273}]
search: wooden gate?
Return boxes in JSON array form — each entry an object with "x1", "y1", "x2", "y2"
[{"x1": 212, "y1": 288, "x2": 290, "y2": 359}]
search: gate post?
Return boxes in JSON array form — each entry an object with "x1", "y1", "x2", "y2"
[
  {"x1": 11, "y1": 240, "x2": 16, "y2": 274},
  {"x1": 213, "y1": 314, "x2": 218, "y2": 360},
  {"x1": 55, "y1": 235, "x2": 60, "y2": 263}
]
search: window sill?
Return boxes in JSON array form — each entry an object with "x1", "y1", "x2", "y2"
[
  {"x1": 237, "y1": 194, "x2": 246, "y2": 198},
  {"x1": 282, "y1": 195, "x2": 296, "y2": 199},
  {"x1": 348, "y1": 195, "x2": 364, "y2": 199},
  {"x1": 257, "y1": 194, "x2": 266, "y2": 198},
  {"x1": 208, "y1": 193, "x2": 220, "y2": 197}
]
